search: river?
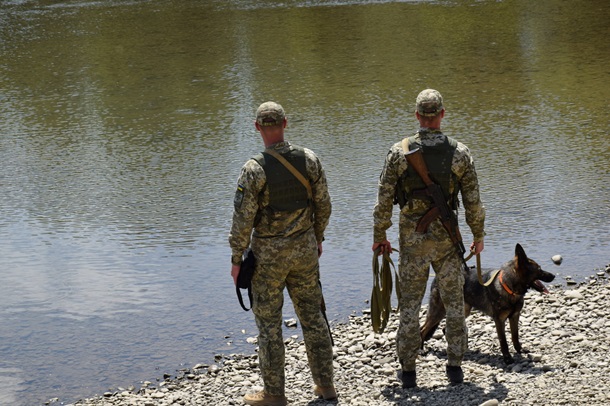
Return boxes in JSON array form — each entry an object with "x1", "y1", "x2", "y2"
[{"x1": 0, "y1": 0, "x2": 608, "y2": 404}]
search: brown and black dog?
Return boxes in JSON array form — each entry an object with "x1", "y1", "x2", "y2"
[{"x1": 420, "y1": 243, "x2": 555, "y2": 364}]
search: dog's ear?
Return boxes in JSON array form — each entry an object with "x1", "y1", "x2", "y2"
[{"x1": 515, "y1": 243, "x2": 528, "y2": 270}]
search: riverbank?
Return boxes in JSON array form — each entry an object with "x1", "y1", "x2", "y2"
[{"x1": 67, "y1": 267, "x2": 610, "y2": 406}]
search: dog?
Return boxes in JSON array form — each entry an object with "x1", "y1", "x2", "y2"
[{"x1": 420, "y1": 243, "x2": 555, "y2": 364}]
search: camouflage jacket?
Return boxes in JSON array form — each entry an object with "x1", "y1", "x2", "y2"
[
  {"x1": 229, "y1": 141, "x2": 332, "y2": 265},
  {"x1": 373, "y1": 129, "x2": 485, "y2": 243}
]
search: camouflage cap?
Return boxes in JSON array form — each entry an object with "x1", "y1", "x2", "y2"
[
  {"x1": 256, "y1": 101, "x2": 285, "y2": 126},
  {"x1": 416, "y1": 89, "x2": 444, "y2": 117}
]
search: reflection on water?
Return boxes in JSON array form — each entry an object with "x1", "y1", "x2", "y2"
[{"x1": 0, "y1": 0, "x2": 608, "y2": 404}]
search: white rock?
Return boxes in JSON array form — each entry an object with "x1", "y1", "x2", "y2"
[{"x1": 565, "y1": 290, "x2": 583, "y2": 299}]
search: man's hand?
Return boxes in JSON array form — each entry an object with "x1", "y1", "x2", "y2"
[
  {"x1": 372, "y1": 240, "x2": 392, "y2": 255},
  {"x1": 231, "y1": 264, "x2": 240, "y2": 286},
  {"x1": 470, "y1": 240, "x2": 484, "y2": 255}
]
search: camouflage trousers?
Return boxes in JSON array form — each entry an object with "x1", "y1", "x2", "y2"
[
  {"x1": 251, "y1": 229, "x2": 334, "y2": 396},
  {"x1": 396, "y1": 216, "x2": 467, "y2": 371}
]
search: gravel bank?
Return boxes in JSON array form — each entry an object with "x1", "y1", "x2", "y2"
[{"x1": 68, "y1": 269, "x2": 610, "y2": 406}]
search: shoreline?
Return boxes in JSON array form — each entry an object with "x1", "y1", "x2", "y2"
[{"x1": 67, "y1": 266, "x2": 609, "y2": 406}]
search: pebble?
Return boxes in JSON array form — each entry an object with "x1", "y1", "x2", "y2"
[
  {"x1": 67, "y1": 276, "x2": 610, "y2": 406},
  {"x1": 565, "y1": 290, "x2": 583, "y2": 299}
]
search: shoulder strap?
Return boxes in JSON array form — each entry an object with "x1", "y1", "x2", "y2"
[
  {"x1": 401, "y1": 137, "x2": 409, "y2": 154},
  {"x1": 264, "y1": 148, "x2": 312, "y2": 198}
]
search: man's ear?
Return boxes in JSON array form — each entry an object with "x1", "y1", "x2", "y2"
[
  {"x1": 255, "y1": 121, "x2": 261, "y2": 131},
  {"x1": 282, "y1": 118, "x2": 288, "y2": 128}
]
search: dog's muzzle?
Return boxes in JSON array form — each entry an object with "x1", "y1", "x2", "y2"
[{"x1": 531, "y1": 271, "x2": 555, "y2": 294}]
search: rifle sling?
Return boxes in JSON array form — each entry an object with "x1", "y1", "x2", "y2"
[{"x1": 264, "y1": 148, "x2": 312, "y2": 198}]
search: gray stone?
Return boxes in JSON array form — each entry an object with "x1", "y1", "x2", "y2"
[{"x1": 71, "y1": 279, "x2": 610, "y2": 406}]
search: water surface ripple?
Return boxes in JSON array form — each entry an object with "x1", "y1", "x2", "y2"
[{"x1": 0, "y1": 0, "x2": 608, "y2": 404}]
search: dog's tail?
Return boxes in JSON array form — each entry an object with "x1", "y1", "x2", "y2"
[
  {"x1": 420, "y1": 316, "x2": 442, "y2": 343},
  {"x1": 420, "y1": 282, "x2": 446, "y2": 345}
]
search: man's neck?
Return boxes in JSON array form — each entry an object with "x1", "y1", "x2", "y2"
[
  {"x1": 417, "y1": 116, "x2": 442, "y2": 130},
  {"x1": 263, "y1": 136, "x2": 285, "y2": 148},
  {"x1": 263, "y1": 134, "x2": 284, "y2": 148}
]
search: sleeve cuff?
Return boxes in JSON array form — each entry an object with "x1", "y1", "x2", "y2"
[
  {"x1": 473, "y1": 230, "x2": 486, "y2": 242},
  {"x1": 373, "y1": 231, "x2": 387, "y2": 243}
]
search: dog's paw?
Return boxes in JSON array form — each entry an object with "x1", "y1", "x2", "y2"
[
  {"x1": 503, "y1": 354, "x2": 515, "y2": 364},
  {"x1": 516, "y1": 347, "x2": 529, "y2": 354}
]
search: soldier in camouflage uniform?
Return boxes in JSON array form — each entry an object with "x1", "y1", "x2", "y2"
[
  {"x1": 372, "y1": 89, "x2": 485, "y2": 388},
  {"x1": 229, "y1": 102, "x2": 336, "y2": 406}
]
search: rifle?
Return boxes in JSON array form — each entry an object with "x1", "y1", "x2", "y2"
[{"x1": 404, "y1": 147, "x2": 468, "y2": 268}]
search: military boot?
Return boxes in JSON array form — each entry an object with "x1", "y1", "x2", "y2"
[
  {"x1": 243, "y1": 390, "x2": 288, "y2": 406},
  {"x1": 400, "y1": 370, "x2": 417, "y2": 388},
  {"x1": 446, "y1": 365, "x2": 464, "y2": 384},
  {"x1": 314, "y1": 385, "x2": 338, "y2": 400}
]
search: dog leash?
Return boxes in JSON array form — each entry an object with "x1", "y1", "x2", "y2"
[
  {"x1": 371, "y1": 247, "x2": 400, "y2": 334},
  {"x1": 464, "y1": 250, "x2": 500, "y2": 287}
]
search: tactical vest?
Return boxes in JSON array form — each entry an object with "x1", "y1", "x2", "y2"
[
  {"x1": 396, "y1": 135, "x2": 459, "y2": 209},
  {"x1": 253, "y1": 146, "x2": 310, "y2": 212}
]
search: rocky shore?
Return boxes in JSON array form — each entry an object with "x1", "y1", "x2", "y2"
[{"x1": 68, "y1": 268, "x2": 610, "y2": 406}]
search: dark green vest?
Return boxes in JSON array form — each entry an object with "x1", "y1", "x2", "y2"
[
  {"x1": 396, "y1": 134, "x2": 458, "y2": 209},
  {"x1": 253, "y1": 146, "x2": 310, "y2": 212}
]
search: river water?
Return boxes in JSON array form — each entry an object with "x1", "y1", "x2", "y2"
[{"x1": 0, "y1": 0, "x2": 608, "y2": 404}]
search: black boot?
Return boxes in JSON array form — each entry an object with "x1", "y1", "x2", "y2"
[
  {"x1": 400, "y1": 370, "x2": 416, "y2": 388},
  {"x1": 446, "y1": 365, "x2": 463, "y2": 384}
]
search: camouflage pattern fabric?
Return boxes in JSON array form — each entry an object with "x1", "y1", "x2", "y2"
[
  {"x1": 229, "y1": 141, "x2": 331, "y2": 264},
  {"x1": 229, "y1": 141, "x2": 333, "y2": 396},
  {"x1": 252, "y1": 230, "x2": 333, "y2": 395},
  {"x1": 373, "y1": 129, "x2": 485, "y2": 370},
  {"x1": 396, "y1": 219, "x2": 467, "y2": 369}
]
